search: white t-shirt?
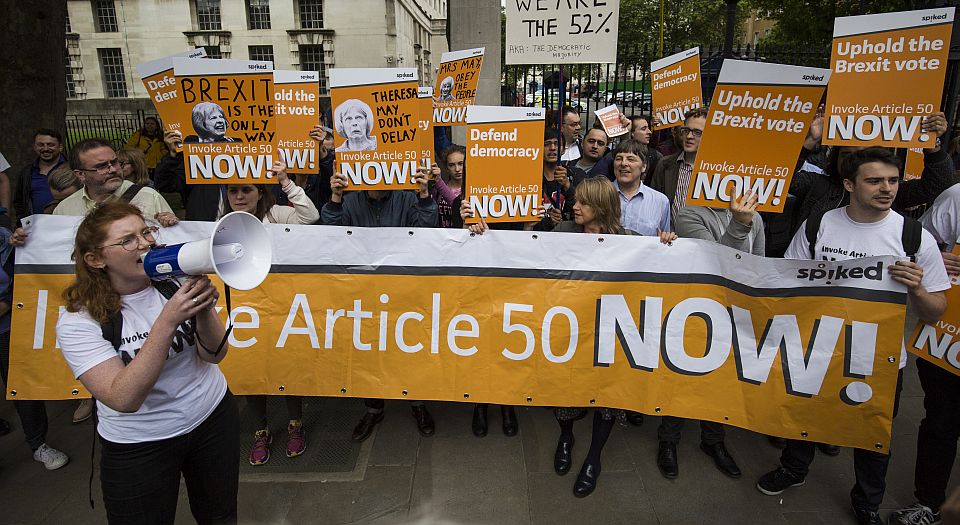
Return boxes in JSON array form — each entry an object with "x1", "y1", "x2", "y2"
[
  {"x1": 920, "y1": 182, "x2": 960, "y2": 248},
  {"x1": 786, "y1": 207, "x2": 951, "y2": 369},
  {"x1": 57, "y1": 286, "x2": 227, "y2": 443}
]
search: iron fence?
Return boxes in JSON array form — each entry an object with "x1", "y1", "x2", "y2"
[{"x1": 65, "y1": 110, "x2": 157, "y2": 151}]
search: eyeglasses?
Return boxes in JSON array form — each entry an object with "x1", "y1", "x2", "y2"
[
  {"x1": 98, "y1": 226, "x2": 159, "y2": 251},
  {"x1": 79, "y1": 158, "x2": 121, "y2": 175},
  {"x1": 679, "y1": 127, "x2": 703, "y2": 137}
]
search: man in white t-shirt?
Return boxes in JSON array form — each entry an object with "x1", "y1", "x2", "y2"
[
  {"x1": 756, "y1": 147, "x2": 950, "y2": 525},
  {"x1": 889, "y1": 182, "x2": 960, "y2": 525}
]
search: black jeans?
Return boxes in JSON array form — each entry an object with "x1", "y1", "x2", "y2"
[
  {"x1": 99, "y1": 390, "x2": 240, "y2": 525},
  {"x1": 915, "y1": 359, "x2": 960, "y2": 511},
  {"x1": 657, "y1": 416, "x2": 725, "y2": 445},
  {"x1": 364, "y1": 398, "x2": 424, "y2": 410},
  {"x1": 780, "y1": 369, "x2": 903, "y2": 512},
  {"x1": 0, "y1": 331, "x2": 48, "y2": 450}
]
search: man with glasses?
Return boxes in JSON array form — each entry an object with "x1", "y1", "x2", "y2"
[
  {"x1": 560, "y1": 106, "x2": 583, "y2": 163},
  {"x1": 649, "y1": 108, "x2": 708, "y2": 225}
]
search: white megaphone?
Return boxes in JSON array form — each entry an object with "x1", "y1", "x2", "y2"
[{"x1": 141, "y1": 211, "x2": 272, "y2": 290}]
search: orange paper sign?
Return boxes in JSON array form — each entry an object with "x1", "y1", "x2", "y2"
[
  {"x1": 433, "y1": 48, "x2": 484, "y2": 126},
  {"x1": 274, "y1": 70, "x2": 320, "y2": 174},
  {"x1": 824, "y1": 8, "x2": 954, "y2": 147},
  {"x1": 904, "y1": 148, "x2": 925, "y2": 180},
  {"x1": 136, "y1": 49, "x2": 207, "y2": 144},
  {"x1": 908, "y1": 246, "x2": 960, "y2": 376},
  {"x1": 687, "y1": 60, "x2": 829, "y2": 213},
  {"x1": 651, "y1": 47, "x2": 702, "y2": 129},
  {"x1": 465, "y1": 106, "x2": 545, "y2": 223},
  {"x1": 418, "y1": 87, "x2": 435, "y2": 167}
]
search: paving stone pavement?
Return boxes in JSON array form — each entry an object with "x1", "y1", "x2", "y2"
[{"x1": 1, "y1": 360, "x2": 957, "y2": 525}]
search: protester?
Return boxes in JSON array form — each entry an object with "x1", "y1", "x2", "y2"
[
  {"x1": 629, "y1": 115, "x2": 662, "y2": 178},
  {"x1": 431, "y1": 145, "x2": 465, "y2": 228},
  {"x1": 12, "y1": 129, "x2": 67, "y2": 220},
  {"x1": 322, "y1": 166, "x2": 438, "y2": 441},
  {"x1": 541, "y1": 129, "x2": 587, "y2": 229},
  {"x1": 889, "y1": 182, "x2": 960, "y2": 525},
  {"x1": 57, "y1": 201, "x2": 239, "y2": 523},
  {"x1": 657, "y1": 191, "x2": 765, "y2": 480},
  {"x1": 44, "y1": 165, "x2": 82, "y2": 214},
  {"x1": 118, "y1": 148, "x2": 151, "y2": 186},
  {"x1": 154, "y1": 129, "x2": 225, "y2": 221},
  {"x1": 573, "y1": 128, "x2": 609, "y2": 176},
  {"x1": 229, "y1": 161, "x2": 317, "y2": 465},
  {"x1": 756, "y1": 147, "x2": 950, "y2": 525},
  {"x1": 649, "y1": 107, "x2": 708, "y2": 224},
  {"x1": 559, "y1": 106, "x2": 583, "y2": 162},
  {"x1": 610, "y1": 139, "x2": 671, "y2": 236},
  {"x1": 124, "y1": 116, "x2": 166, "y2": 172}
]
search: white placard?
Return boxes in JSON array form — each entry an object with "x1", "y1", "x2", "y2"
[{"x1": 505, "y1": 0, "x2": 620, "y2": 64}]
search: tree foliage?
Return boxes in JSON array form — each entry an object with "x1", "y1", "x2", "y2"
[{"x1": 618, "y1": 0, "x2": 751, "y2": 61}]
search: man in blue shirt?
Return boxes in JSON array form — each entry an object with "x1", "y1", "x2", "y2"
[
  {"x1": 611, "y1": 139, "x2": 671, "y2": 236},
  {"x1": 12, "y1": 129, "x2": 66, "y2": 220}
]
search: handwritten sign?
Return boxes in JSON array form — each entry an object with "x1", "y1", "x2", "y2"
[
  {"x1": 506, "y1": 0, "x2": 620, "y2": 64},
  {"x1": 434, "y1": 48, "x2": 484, "y2": 126}
]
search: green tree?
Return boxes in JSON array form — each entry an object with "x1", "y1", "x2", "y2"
[
  {"x1": 619, "y1": 0, "x2": 751, "y2": 62},
  {"x1": 751, "y1": 0, "x2": 911, "y2": 52}
]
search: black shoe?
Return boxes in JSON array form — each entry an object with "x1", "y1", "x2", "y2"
[
  {"x1": 472, "y1": 405, "x2": 488, "y2": 437},
  {"x1": 412, "y1": 405, "x2": 435, "y2": 436},
  {"x1": 767, "y1": 435, "x2": 787, "y2": 449},
  {"x1": 351, "y1": 411, "x2": 384, "y2": 442},
  {"x1": 852, "y1": 507, "x2": 882, "y2": 525},
  {"x1": 757, "y1": 467, "x2": 805, "y2": 496},
  {"x1": 626, "y1": 411, "x2": 644, "y2": 427},
  {"x1": 573, "y1": 460, "x2": 601, "y2": 498},
  {"x1": 0, "y1": 418, "x2": 11, "y2": 436},
  {"x1": 818, "y1": 443, "x2": 841, "y2": 456},
  {"x1": 700, "y1": 442, "x2": 741, "y2": 478},
  {"x1": 501, "y1": 406, "x2": 518, "y2": 436},
  {"x1": 657, "y1": 441, "x2": 679, "y2": 479},
  {"x1": 554, "y1": 438, "x2": 574, "y2": 475}
]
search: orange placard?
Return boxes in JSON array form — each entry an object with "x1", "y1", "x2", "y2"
[
  {"x1": 274, "y1": 70, "x2": 320, "y2": 174},
  {"x1": 686, "y1": 60, "x2": 829, "y2": 213},
  {"x1": 824, "y1": 8, "x2": 954, "y2": 148},
  {"x1": 465, "y1": 106, "x2": 545, "y2": 223},
  {"x1": 136, "y1": 49, "x2": 206, "y2": 148},
  {"x1": 418, "y1": 87, "x2": 435, "y2": 167},
  {"x1": 173, "y1": 58, "x2": 276, "y2": 184},
  {"x1": 433, "y1": 48, "x2": 484, "y2": 126},
  {"x1": 651, "y1": 47, "x2": 702, "y2": 129},
  {"x1": 904, "y1": 148, "x2": 925, "y2": 180},
  {"x1": 594, "y1": 104, "x2": 628, "y2": 137},
  {"x1": 330, "y1": 68, "x2": 421, "y2": 191},
  {"x1": 908, "y1": 246, "x2": 960, "y2": 375}
]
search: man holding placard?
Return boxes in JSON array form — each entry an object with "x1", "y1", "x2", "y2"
[{"x1": 649, "y1": 108, "x2": 708, "y2": 223}]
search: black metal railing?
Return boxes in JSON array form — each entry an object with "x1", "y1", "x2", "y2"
[{"x1": 65, "y1": 109, "x2": 157, "y2": 151}]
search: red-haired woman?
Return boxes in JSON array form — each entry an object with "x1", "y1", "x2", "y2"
[{"x1": 57, "y1": 201, "x2": 238, "y2": 524}]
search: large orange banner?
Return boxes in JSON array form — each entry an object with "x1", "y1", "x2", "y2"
[
  {"x1": 7, "y1": 215, "x2": 907, "y2": 451},
  {"x1": 650, "y1": 47, "x2": 702, "y2": 129},
  {"x1": 687, "y1": 60, "x2": 829, "y2": 213},
  {"x1": 274, "y1": 70, "x2": 320, "y2": 174},
  {"x1": 433, "y1": 48, "x2": 484, "y2": 126},
  {"x1": 330, "y1": 68, "x2": 421, "y2": 191},
  {"x1": 908, "y1": 246, "x2": 960, "y2": 375},
  {"x1": 824, "y1": 7, "x2": 955, "y2": 148},
  {"x1": 465, "y1": 106, "x2": 545, "y2": 224}
]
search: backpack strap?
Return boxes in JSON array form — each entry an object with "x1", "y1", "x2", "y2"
[
  {"x1": 100, "y1": 311, "x2": 124, "y2": 352},
  {"x1": 119, "y1": 184, "x2": 145, "y2": 204},
  {"x1": 805, "y1": 212, "x2": 825, "y2": 259},
  {"x1": 901, "y1": 215, "x2": 923, "y2": 262}
]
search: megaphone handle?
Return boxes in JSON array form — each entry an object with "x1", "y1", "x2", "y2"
[{"x1": 197, "y1": 285, "x2": 234, "y2": 357}]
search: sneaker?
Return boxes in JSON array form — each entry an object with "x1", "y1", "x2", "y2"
[
  {"x1": 286, "y1": 420, "x2": 306, "y2": 458},
  {"x1": 249, "y1": 429, "x2": 272, "y2": 466},
  {"x1": 890, "y1": 502, "x2": 941, "y2": 525},
  {"x1": 32, "y1": 443, "x2": 69, "y2": 470},
  {"x1": 72, "y1": 399, "x2": 93, "y2": 423},
  {"x1": 853, "y1": 507, "x2": 883, "y2": 525},
  {"x1": 756, "y1": 467, "x2": 805, "y2": 496}
]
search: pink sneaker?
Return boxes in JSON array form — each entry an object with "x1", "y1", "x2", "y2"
[
  {"x1": 286, "y1": 420, "x2": 306, "y2": 458},
  {"x1": 249, "y1": 429, "x2": 272, "y2": 466}
]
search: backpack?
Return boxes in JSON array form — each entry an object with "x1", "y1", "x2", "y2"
[{"x1": 805, "y1": 212, "x2": 923, "y2": 262}]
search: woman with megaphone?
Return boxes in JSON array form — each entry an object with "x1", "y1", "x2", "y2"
[
  {"x1": 221, "y1": 160, "x2": 320, "y2": 466},
  {"x1": 56, "y1": 201, "x2": 239, "y2": 524}
]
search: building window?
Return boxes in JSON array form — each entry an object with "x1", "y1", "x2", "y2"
[
  {"x1": 203, "y1": 45, "x2": 223, "y2": 59},
  {"x1": 248, "y1": 45, "x2": 274, "y2": 63},
  {"x1": 297, "y1": 0, "x2": 323, "y2": 29},
  {"x1": 66, "y1": 11, "x2": 72, "y2": 33},
  {"x1": 196, "y1": 0, "x2": 222, "y2": 31},
  {"x1": 93, "y1": 0, "x2": 119, "y2": 32},
  {"x1": 65, "y1": 48, "x2": 77, "y2": 98},
  {"x1": 98, "y1": 48, "x2": 127, "y2": 98},
  {"x1": 299, "y1": 44, "x2": 326, "y2": 91},
  {"x1": 246, "y1": 0, "x2": 271, "y2": 29}
]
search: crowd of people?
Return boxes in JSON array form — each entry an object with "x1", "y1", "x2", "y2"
[{"x1": 0, "y1": 105, "x2": 959, "y2": 525}]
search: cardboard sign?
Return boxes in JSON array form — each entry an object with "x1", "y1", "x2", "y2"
[
  {"x1": 824, "y1": 7, "x2": 955, "y2": 147},
  {"x1": 687, "y1": 60, "x2": 830, "y2": 213},
  {"x1": 650, "y1": 47, "x2": 702, "y2": 129},
  {"x1": 418, "y1": 87, "x2": 435, "y2": 167},
  {"x1": 594, "y1": 104, "x2": 627, "y2": 137},
  {"x1": 505, "y1": 0, "x2": 620, "y2": 64},
  {"x1": 465, "y1": 106, "x2": 545, "y2": 223},
  {"x1": 136, "y1": 48, "x2": 207, "y2": 142},
  {"x1": 433, "y1": 48, "x2": 484, "y2": 126},
  {"x1": 330, "y1": 68, "x2": 421, "y2": 191},
  {"x1": 274, "y1": 70, "x2": 320, "y2": 174},
  {"x1": 172, "y1": 58, "x2": 275, "y2": 184},
  {"x1": 904, "y1": 147, "x2": 925, "y2": 180},
  {"x1": 908, "y1": 246, "x2": 960, "y2": 375}
]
